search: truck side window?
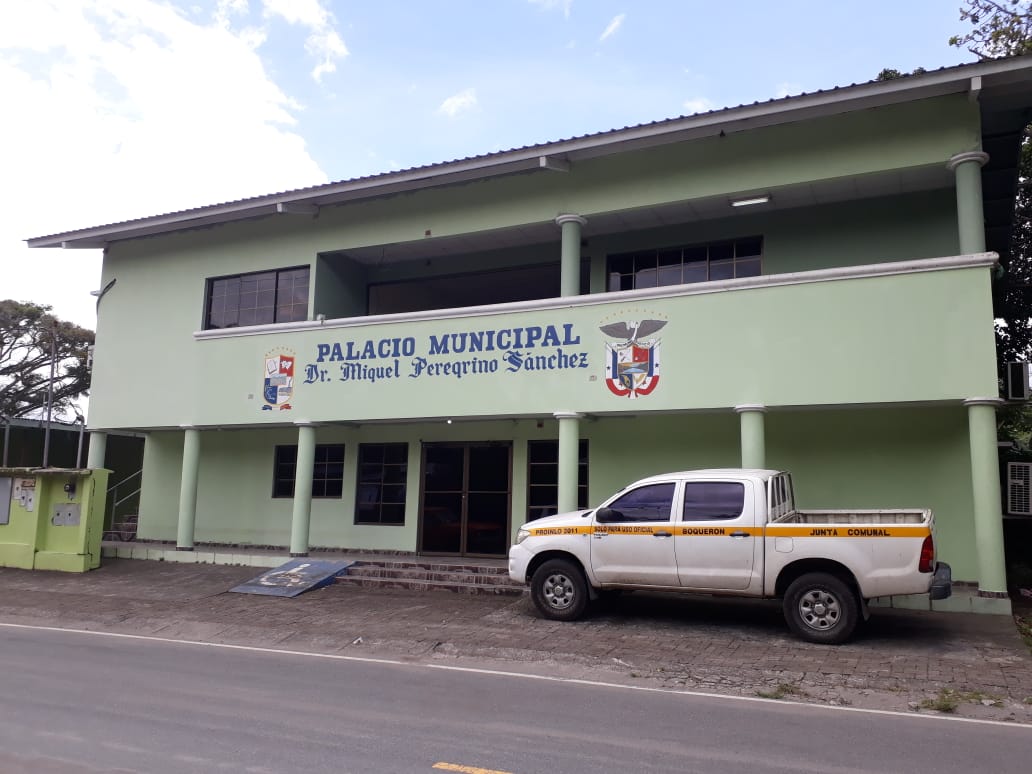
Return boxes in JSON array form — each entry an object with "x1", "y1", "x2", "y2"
[
  {"x1": 682, "y1": 482, "x2": 745, "y2": 521},
  {"x1": 605, "y1": 483, "x2": 675, "y2": 522}
]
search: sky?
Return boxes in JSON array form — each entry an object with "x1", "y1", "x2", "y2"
[{"x1": 2, "y1": 0, "x2": 978, "y2": 329}]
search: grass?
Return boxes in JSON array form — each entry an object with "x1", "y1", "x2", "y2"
[
  {"x1": 756, "y1": 682, "x2": 805, "y2": 700},
  {"x1": 918, "y1": 688, "x2": 1004, "y2": 713}
]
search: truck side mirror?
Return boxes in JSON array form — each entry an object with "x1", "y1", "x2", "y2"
[{"x1": 595, "y1": 507, "x2": 618, "y2": 523}]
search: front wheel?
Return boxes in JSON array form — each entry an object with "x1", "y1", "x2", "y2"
[
  {"x1": 783, "y1": 572, "x2": 859, "y2": 645},
  {"x1": 530, "y1": 559, "x2": 589, "y2": 621}
]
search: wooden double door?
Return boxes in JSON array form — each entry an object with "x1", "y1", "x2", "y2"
[{"x1": 418, "y1": 442, "x2": 512, "y2": 557}]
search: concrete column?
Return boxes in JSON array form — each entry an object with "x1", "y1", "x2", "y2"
[
  {"x1": 176, "y1": 426, "x2": 201, "y2": 551},
  {"x1": 289, "y1": 423, "x2": 317, "y2": 557},
  {"x1": 555, "y1": 214, "x2": 586, "y2": 298},
  {"x1": 86, "y1": 431, "x2": 108, "y2": 469},
  {"x1": 947, "y1": 151, "x2": 989, "y2": 255},
  {"x1": 734, "y1": 404, "x2": 767, "y2": 469},
  {"x1": 554, "y1": 411, "x2": 582, "y2": 514},
  {"x1": 963, "y1": 398, "x2": 1008, "y2": 596}
]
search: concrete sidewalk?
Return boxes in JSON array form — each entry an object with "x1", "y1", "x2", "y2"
[{"x1": 1, "y1": 559, "x2": 1030, "y2": 723}]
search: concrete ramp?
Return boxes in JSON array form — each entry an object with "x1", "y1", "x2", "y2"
[{"x1": 230, "y1": 559, "x2": 353, "y2": 598}]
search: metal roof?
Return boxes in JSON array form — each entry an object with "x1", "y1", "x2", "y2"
[{"x1": 26, "y1": 56, "x2": 1032, "y2": 249}]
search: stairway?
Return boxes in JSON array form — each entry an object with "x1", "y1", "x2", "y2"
[{"x1": 334, "y1": 557, "x2": 526, "y2": 596}]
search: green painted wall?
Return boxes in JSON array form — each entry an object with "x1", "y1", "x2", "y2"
[
  {"x1": 92, "y1": 263, "x2": 996, "y2": 429},
  {"x1": 313, "y1": 254, "x2": 367, "y2": 319},
  {"x1": 135, "y1": 406, "x2": 978, "y2": 582}
]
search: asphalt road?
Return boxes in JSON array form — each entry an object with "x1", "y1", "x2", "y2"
[{"x1": 1, "y1": 624, "x2": 1029, "y2": 774}]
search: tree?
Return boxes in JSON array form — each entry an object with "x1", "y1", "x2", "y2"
[
  {"x1": 0, "y1": 300, "x2": 94, "y2": 421},
  {"x1": 949, "y1": 0, "x2": 1032, "y2": 58}
]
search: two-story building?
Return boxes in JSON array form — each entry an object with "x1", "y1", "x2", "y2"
[{"x1": 29, "y1": 57, "x2": 1032, "y2": 614}]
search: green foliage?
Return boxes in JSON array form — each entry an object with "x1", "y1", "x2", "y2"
[
  {"x1": 0, "y1": 300, "x2": 94, "y2": 421},
  {"x1": 949, "y1": 1, "x2": 1032, "y2": 58}
]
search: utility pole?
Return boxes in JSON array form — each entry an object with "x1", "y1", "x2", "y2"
[{"x1": 41, "y1": 324, "x2": 57, "y2": 468}]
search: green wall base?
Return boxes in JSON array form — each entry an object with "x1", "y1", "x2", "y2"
[
  {"x1": 0, "y1": 543, "x2": 35, "y2": 569},
  {"x1": 33, "y1": 551, "x2": 90, "y2": 572}
]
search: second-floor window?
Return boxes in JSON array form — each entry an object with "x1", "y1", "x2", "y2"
[
  {"x1": 205, "y1": 266, "x2": 310, "y2": 329},
  {"x1": 607, "y1": 237, "x2": 762, "y2": 292}
]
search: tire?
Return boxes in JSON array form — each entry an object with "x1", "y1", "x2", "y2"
[
  {"x1": 530, "y1": 559, "x2": 589, "y2": 621},
  {"x1": 782, "y1": 572, "x2": 859, "y2": 645}
]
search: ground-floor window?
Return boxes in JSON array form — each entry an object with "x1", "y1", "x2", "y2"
[
  {"x1": 356, "y1": 443, "x2": 408, "y2": 525},
  {"x1": 526, "y1": 439, "x2": 588, "y2": 520},
  {"x1": 272, "y1": 444, "x2": 345, "y2": 498}
]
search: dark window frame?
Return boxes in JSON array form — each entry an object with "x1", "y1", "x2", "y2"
[
  {"x1": 355, "y1": 442, "x2": 409, "y2": 526},
  {"x1": 607, "y1": 236, "x2": 762, "y2": 292},
  {"x1": 272, "y1": 444, "x2": 345, "y2": 499},
  {"x1": 526, "y1": 439, "x2": 589, "y2": 521},
  {"x1": 204, "y1": 265, "x2": 310, "y2": 330}
]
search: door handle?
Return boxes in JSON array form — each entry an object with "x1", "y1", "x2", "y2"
[
  {"x1": 654, "y1": 531, "x2": 672, "y2": 538},
  {"x1": 729, "y1": 530, "x2": 749, "y2": 538}
]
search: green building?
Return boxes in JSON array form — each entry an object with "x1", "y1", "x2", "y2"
[{"x1": 29, "y1": 58, "x2": 1032, "y2": 613}]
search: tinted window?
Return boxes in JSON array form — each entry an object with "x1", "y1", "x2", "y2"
[
  {"x1": 604, "y1": 483, "x2": 675, "y2": 522},
  {"x1": 682, "y1": 482, "x2": 745, "y2": 521}
]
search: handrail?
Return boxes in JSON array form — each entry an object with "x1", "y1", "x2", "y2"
[{"x1": 107, "y1": 468, "x2": 143, "y2": 524}]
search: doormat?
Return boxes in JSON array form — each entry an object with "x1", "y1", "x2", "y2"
[{"x1": 229, "y1": 559, "x2": 354, "y2": 598}]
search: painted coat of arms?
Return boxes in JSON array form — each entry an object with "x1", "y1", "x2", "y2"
[
  {"x1": 600, "y1": 319, "x2": 667, "y2": 398},
  {"x1": 262, "y1": 351, "x2": 295, "y2": 410}
]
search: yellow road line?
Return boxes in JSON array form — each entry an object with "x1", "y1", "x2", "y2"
[{"x1": 433, "y1": 763, "x2": 513, "y2": 774}]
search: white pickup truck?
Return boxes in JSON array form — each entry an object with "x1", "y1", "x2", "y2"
[{"x1": 508, "y1": 469, "x2": 951, "y2": 644}]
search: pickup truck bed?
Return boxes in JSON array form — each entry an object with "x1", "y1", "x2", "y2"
[{"x1": 773, "y1": 509, "x2": 930, "y2": 526}]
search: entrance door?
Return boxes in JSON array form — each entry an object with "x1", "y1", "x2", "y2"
[{"x1": 419, "y1": 442, "x2": 512, "y2": 557}]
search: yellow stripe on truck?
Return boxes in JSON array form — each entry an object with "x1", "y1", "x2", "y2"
[{"x1": 526, "y1": 525, "x2": 930, "y2": 538}]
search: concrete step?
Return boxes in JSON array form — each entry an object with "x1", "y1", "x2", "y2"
[
  {"x1": 334, "y1": 573, "x2": 526, "y2": 596},
  {"x1": 335, "y1": 559, "x2": 525, "y2": 595}
]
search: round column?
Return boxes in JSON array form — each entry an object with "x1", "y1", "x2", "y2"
[
  {"x1": 176, "y1": 426, "x2": 201, "y2": 550},
  {"x1": 554, "y1": 411, "x2": 583, "y2": 514},
  {"x1": 963, "y1": 398, "x2": 1008, "y2": 595},
  {"x1": 555, "y1": 214, "x2": 586, "y2": 298},
  {"x1": 734, "y1": 404, "x2": 767, "y2": 469},
  {"x1": 946, "y1": 151, "x2": 989, "y2": 255},
  {"x1": 290, "y1": 423, "x2": 317, "y2": 557},
  {"x1": 86, "y1": 431, "x2": 108, "y2": 469}
]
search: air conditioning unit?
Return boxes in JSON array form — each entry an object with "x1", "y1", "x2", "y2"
[
  {"x1": 1007, "y1": 462, "x2": 1032, "y2": 516},
  {"x1": 1006, "y1": 361, "x2": 1031, "y2": 401}
]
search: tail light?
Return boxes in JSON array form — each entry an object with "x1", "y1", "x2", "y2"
[{"x1": 918, "y1": 535, "x2": 934, "y2": 573}]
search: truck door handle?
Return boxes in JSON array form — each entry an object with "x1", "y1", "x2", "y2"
[
  {"x1": 654, "y1": 531, "x2": 672, "y2": 538},
  {"x1": 729, "y1": 531, "x2": 749, "y2": 538}
]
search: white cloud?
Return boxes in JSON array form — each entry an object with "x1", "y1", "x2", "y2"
[
  {"x1": 0, "y1": 0, "x2": 327, "y2": 328},
  {"x1": 438, "y1": 88, "x2": 478, "y2": 118},
  {"x1": 262, "y1": 0, "x2": 348, "y2": 82},
  {"x1": 775, "y1": 81, "x2": 803, "y2": 99},
  {"x1": 528, "y1": 0, "x2": 573, "y2": 18},
  {"x1": 599, "y1": 13, "x2": 625, "y2": 42},
  {"x1": 682, "y1": 97, "x2": 714, "y2": 114}
]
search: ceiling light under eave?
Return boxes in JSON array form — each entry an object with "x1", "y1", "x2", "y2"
[{"x1": 730, "y1": 194, "x2": 771, "y2": 208}]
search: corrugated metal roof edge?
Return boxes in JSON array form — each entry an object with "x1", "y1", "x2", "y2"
[{"x1": 26, "y1": 55, "x2": 1032, "y2": 248}]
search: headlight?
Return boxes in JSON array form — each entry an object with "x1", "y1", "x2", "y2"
[{"x1": 515, "y1": 527, "x2": 531, "y2": 545}]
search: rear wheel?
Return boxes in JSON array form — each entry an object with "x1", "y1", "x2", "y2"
[
  {"x1": 783, "y1": 572, "x2": 859, "y2": 645},
  {"x1": 530, "y1": 559, "x2": 588, "y2": 621}
]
